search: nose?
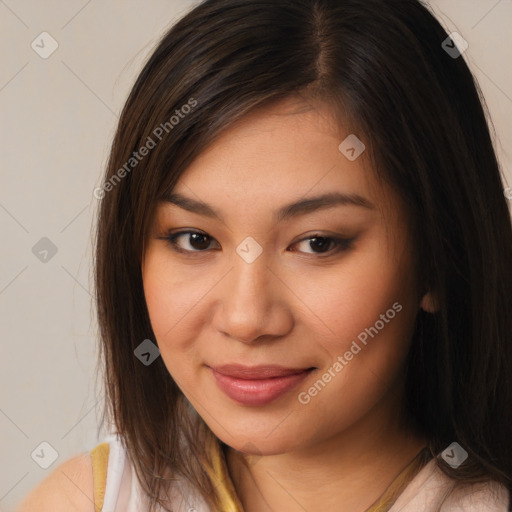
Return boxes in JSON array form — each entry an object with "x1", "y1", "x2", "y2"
[{"x1": 212, "y1": 247, "x2": 293, "y2": 344}]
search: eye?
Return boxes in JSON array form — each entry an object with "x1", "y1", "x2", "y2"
[
  {"x1": 290, "y1": 234, "x2": 355, "y2": 255},
  {"x1": 159, "y1": 230, "x2": 219, "y2": 253},
  {"x1": 158, "y1": 230, "x2": 355, "y2": 257}
]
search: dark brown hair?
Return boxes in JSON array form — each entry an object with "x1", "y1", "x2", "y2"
[{"x1": 94, "y1": 0, "x2": 512, "y2": 510}]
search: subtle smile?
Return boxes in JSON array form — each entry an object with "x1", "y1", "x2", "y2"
[{"x1": 209, "y1": 364, "x2": 316, "y2": 406}]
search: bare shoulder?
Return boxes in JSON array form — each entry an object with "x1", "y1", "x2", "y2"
[{"x1": 16, "y1": 452, "x2": 95, "y2": 512}]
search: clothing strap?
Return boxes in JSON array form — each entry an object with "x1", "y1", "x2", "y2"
[
  {"x1": 90, "y1": 442, "x2": 110, "y2": 512},
  {"x1": 210, "y1": 443, "x2": 431, "y2": 512},
  {"x1": 203, "y1": 439, "x2": 246, "y2": 511},
  {"x1": 90, "y1": 437, "x2": 430, "y2": 512}
]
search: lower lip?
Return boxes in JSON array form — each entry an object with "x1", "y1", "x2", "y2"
[{"x1": 210, "y1": 368, "x2": 313, "y2": 406}]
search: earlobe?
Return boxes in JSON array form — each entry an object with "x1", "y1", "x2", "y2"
[{"x1": 420, "y1": 291, "x2": 438, "y2": 313}]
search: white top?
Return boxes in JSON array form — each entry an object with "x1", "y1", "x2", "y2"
[
  {"x1": 98, "y1": 433, "x2": 211, "y2": 512},
  {"x1": 95, "y1": 433, "x2": 510, "y2": 511}
]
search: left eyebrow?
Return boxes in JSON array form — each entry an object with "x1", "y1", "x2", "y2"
[{"x1": 162, "y1": 191, "x2": 375, "y2": 223}]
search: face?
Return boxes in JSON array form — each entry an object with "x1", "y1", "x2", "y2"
[{"x1": 142, "y1": 97, "x2": 425, "y2": 456}]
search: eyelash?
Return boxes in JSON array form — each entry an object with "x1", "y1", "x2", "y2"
[{"x1": 157, "y1": 230, "x2": 355, "y2": 258}]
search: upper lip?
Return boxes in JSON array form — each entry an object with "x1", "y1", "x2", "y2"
[{"x1": 210, "y1": 364, "x2": 314, "y2": 379}]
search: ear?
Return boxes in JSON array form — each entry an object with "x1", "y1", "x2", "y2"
[{"x1": 420, "y1": 290, "x2": 439, "y2": 313}]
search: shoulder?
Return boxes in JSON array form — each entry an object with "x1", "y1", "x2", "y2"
[
  {"x1": 16, "y1": 452, "x2": 95, "y2": 512},
  {"x1": 441, "y1": 479, "x2": 510, "y2": 511},
  {"x1": 391, "y1": 458, "x2": 510, "y2": 512}
]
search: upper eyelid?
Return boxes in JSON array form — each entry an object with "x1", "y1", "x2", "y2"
[
  {"x1": 163, "y1": 229, "x2": 349, "y2": 242},
  {"x1": 162, "y1": 229, "x2": 355, "y2": 253}
]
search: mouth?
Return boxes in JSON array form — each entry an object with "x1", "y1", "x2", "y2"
[{"x1": 208, "y1": 364, "x2": 316, "y2": 406}]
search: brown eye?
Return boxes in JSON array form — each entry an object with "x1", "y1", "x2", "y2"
[
  {"x1": 158, "y1": 230, "x2": 355, "y2": 258},
  {"x1": 159, "y1": 230, "x2": 219, "y2": 253},
  {"x1": 291, "y1": 235, "x2": 355, "y2": 255}
]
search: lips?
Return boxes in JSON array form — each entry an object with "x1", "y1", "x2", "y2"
[
  {"x1": 209, "y1": 364, "x2": 315, "y2": 406},
  {"x1": 212, "y1": 364, "x2": 312, "y2": 379}
]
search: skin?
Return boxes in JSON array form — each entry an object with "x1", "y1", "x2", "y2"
[{"x1": 142, "y1": 96, "x2": 435, "y2": 511}]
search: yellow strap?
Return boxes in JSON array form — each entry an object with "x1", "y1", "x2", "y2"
[
  {"x1": 207, "y1": 441, "x2": 430, "y2": 512},
  {"x1": 89, "y1": 436, "x2": 428, "y2": 512},
  {"x1": 203, "y1": 440, "x2": 245, "y2": 511},
  {"x1": 90, "y1": 442, "x2": 110, "y2": 512}
]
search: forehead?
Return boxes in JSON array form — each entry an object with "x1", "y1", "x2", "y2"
[{"x1": 170, "y1": 98, "x2": 387, "y2": 215}]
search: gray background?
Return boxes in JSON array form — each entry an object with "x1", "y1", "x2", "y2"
[{"x1": 1, "y1": 1, "x2": 511, "y2": 510}]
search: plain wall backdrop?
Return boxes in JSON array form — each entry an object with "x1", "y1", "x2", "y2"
[{"x1": 1, "y1": 1, "x2": 511, "y2": 510}]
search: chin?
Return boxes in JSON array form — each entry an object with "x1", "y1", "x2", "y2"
[{"x1": 211, "y1": 423, "x2": 312, "y2": 457}]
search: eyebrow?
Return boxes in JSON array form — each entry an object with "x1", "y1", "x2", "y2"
[{"x1": 162, "y1": 191, "x2": 375, "y2": 223}]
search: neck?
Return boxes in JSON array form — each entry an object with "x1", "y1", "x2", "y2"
[{"x1": 225, "y1": 389, "x2": 427, "y2": 512}]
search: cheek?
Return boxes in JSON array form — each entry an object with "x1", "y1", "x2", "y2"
[
  {"x1": 302, "y1": 238, "x2": 417, "y2": 356},
  {"x1": 141, "y1": 249, "x2": 205, "y2": 381},
  {"x1": 142, "y1": 248, "x2": 205, "y2": 341},
  {"x1": 143, "y1": 269, "x2": 175, "y2": 344},
  {"x1": 317, "y1": 250, "x2": 417, "y2": 399},
  {"x1": 291, "y1": 273, "x2": 417, "y2": 446}
]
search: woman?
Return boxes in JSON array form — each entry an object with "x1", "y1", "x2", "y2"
[{"x1": 18, "y1": 0, "x2": 512, "y2": 510}]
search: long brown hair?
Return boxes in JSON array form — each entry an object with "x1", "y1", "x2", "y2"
[{"x1": 94, "y1": 0, "x2": 512, "y2": 510}]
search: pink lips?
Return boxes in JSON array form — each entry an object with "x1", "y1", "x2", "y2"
[{"x1": 209, "y1": 364, "x2": 314, "y2": 406}]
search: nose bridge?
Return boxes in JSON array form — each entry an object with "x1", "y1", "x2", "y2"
[
  {"x1": 230, "y1": 243, "x2": 273, "y2": 311},
  {"x1": 215, "y1": 240, "x2": 289, "y2": 343}
]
